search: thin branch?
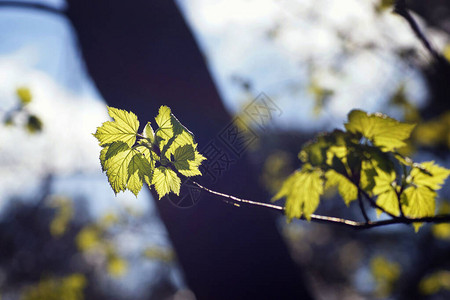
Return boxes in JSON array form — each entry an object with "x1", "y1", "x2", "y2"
[
  {"x1": 341, "y1": 171, "x2": 398, "y2": 219},
  {"x1": 358, "y1": 187, "x2": 399, "y2": 219},
  {"x1": 192, "y1": 181, "x2": 450, "y2": 229},
  {"x1": 393, "y1": 0, "x2": 440, "y2": 60}
]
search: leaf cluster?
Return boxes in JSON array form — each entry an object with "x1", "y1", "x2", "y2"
[
  {"x1": 273, "y1": 110, "x2": 450, "y2": 230},
  {"x1": 93, "y1": 106, "x2": 205, "y2": 199}
]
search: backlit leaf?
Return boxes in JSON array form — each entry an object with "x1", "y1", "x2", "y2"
[
  {"x1": 127, "y1": 152, "x2": 153, "y2": 196},
  {"x1": 178, "y1": 148, "x2": 206, "y2": 177},
  {"x1": 143, "y1": 122, "x2": 154, "y2": 143},
  {"x1": 94, "y1": 107, "x2": 139, "y2": 147},
  {"x1": 402, "y1": 186, "x2": 437, "y2": 231},
  {"x1": 152, "y1": 166, "x2": 181, "y2": 199},
  {"x1": 371, "y1": 163, "x2": 401, "y2": 217},
  {"x1": 345, "y1": 110, "x2": 415, "y2": 151},
  {"x1": 102, "y1": 141, "x2": 153, "y2": 196},
  {"x1": 325, "y1": 170, "x2": 357, "y2": 205},
  {"x1": 155, "y1": 105, "x2": 173, "y2": 141},
  {"x1": 409, "y1": 161, "x2": 450, "y2": 191},
  {"x1": 273, "y1": 166, "x2": 324, "y2": 221},
  {"x1": 172, "y1": 144, "x2": 195, "y2": 170}
]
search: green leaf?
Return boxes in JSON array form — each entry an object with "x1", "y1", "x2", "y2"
[
  {"x1": 94, "y1": 107, "x2": 139, "y2": 147},
  {"x1": 360, "y1": 146, "x2": 394, "y2": 192},
  {"x1": 155, "y1": 106, "x2": 173, "y2": 141},
  {"x1": 100, "y1": 146, "x2": 109, "y2": 172},
  {"x1": 105, "y1": 140, "x2": 130, "y2": 161},
  {"x1": 325, "y1": 170, "x2": 357, "y2": 205},
  {"x1": 376, "y1": 190, "x2": 399, "y2": 217},
  {"x1": 299, "y1": 130, "x2": 350, "y2": 167},
  {"x1": 178, "y1": 148, "x2": 206, "y2": 177},
  {"x1": 152, "y1": 166, "x2": 181, "y2": 199},
  {"x1": 102, "y1": 141, "x2": 153, "y2": 196},
  {"x1": 103, "y1": 142, "x2": 135, "y2": 194},
  {"x1": 273, "y1": 166, "x2": 324, "y2": 221},
  {"x1": 372, "y1": 168, "x2": 399, "y2": 216},
  {"x1": 127, "y1": 152, "x2": 153, "y2": 196},
  {"x1": 154, "y1": 106, "x2": 195, "y2": 158},
  {"x1": 172, "y1": 144, "x2": 195, "y2": 170},
  {"x1": 345, "y1": 110, "x2": 416, "y2": 151},
  {"x1": 143, "y1": 122, "x2": 154, "y2": 143},
  {"x1": 409, "y1": 161, "x2": 450, "y2": 191},
  {"x1": 402, "y1": 186, "x2": 437, "y2": 231},
  {"x1": 360, "y1": 160, "x2": 378, "y2": 191}
]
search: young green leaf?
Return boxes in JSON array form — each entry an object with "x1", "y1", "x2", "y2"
[
  {"x1": 325, "y1": 170, "x2": 357, "y2": 206},
  {"x1": 103, "y1": 142, "x2": 136, "y2": 194},
  {"x1": 102, "y1": 141, "x2": 153, "y2": 196},
  {"x1": 94, "y1": 107, "x2": 139, "y2": 147},
  {"x1": 372, "y1": 169, "x2": 399, "y2": 216},
  {"x1": 127, "y1": 152, "x2": 153, "y2": 196},
  {"x1": 155, "y1": 106, "x2": 173, "y2": 141},
  {"x1": 178, "y1": 149, "x2": 206, "y2": 177},
  {"x1": 273, "y1": 166, "x2": 324, "y2": 221},
  {"x1": 172, "y1": 144, "x2": 195, "y2": 170},
  {"x1": 345, "y1": 110, "x2": 415, "y2": 151},
  {"x1": 402, "y1": 186, "x2": 437, "y2": 231},
  {"x1": 152, "y1": 166, "x2": 181, "y2": 199},
  {"x1": 409, "y1": 161, "x2": 450, "y2": 191},
  {"x1": 402, "y1": 161, "x2": 449, "y2": 230},
  {"x1": 143, "y1": 122, "x2": 155, "y2": 143}
]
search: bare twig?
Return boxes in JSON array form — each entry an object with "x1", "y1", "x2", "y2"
[
  {"x1": 192, "y1": 181, "x2": 450, "y2": 229},
  {"x1": 393, "y1": 0, "x2": 440, "y2": 60}
]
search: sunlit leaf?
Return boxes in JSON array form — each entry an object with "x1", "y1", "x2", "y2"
[
  {"x1": 155, "y1": 106, "x2": 195, "y2": 158},
  {"x1": 178, "y1": 148, "x2": 206, "y2": 177},
  {"x1": 127, "y1": 152, "x2": 153, "y2": 196},
  {"x1": 94, "y1": 107, "x2": 139, "y2": 147},
  {"x1": 325, "y1": 170, "x2": 357, "y2": 205},
  {"x1": 152, "y1": 166, "x2": 181, "y2": 199},
  {"x1": 410, "y1": 161, "x2": 450, "y2": 191},
  {"x1": 155, "y1": 105, "x2": 173, "y2": 141},
  {"x1": 172, "y1": 144, "x2": 195, "y2": 170},
  {"x1": 143, "y1": 122, "x2": 154, "y2": 143},
  {"x1": 402, "y1": 186, "x2": 436, "y2": 231},
  {"x1": 103, "y1": 141, "x2": 153, "y2": 196},
  {"x1": 273, "y1": 166, "x2": 324, "y2": 221},
  {"x1": 372, "y1": 168, "x2": 400, "y2": 216},
  {"x1": 345, "y1": 110, "x2": 415, "y2": 151}
]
